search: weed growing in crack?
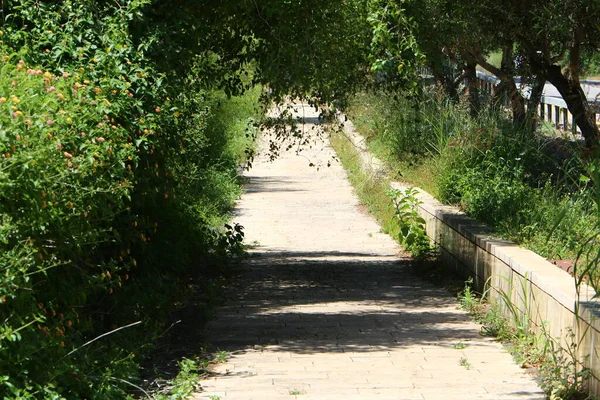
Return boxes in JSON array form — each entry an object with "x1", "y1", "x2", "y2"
[
  {"x1": 214, "y1": 350, "x2": 229, "y2": 364},
  {"x1": 458, "y1": 278, "x2": 484, "y2": 316},
  {"x1": 538, "y1": 328, "x2": 593, "y2": 400},
  {"x1": 459, "y1": 357, "x2": 472, "y2": 370}
]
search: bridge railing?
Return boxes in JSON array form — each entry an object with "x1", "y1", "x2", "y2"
[{"x1": 476, "y1": 71, "x2": 600, "y2": 135}]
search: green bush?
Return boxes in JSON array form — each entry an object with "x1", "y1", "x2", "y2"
[
  {"x1": 0, "y1": 1, "x2": 262, "y2": 398},
  {"x1": 346, "y1": 88, "x2": 599, "y2": 286}
]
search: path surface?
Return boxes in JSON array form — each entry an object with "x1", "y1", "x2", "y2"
[{"x1": 195, "y1": 104, "x2": 544, "y2": 400}]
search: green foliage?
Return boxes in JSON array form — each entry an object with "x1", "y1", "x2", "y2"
[
  {"x1": 0, "y1": 1, "x2": 262, "y2": 397},
  {"x1": 388, "y1": 187, "x2": 431, "y2": 258},
  {"x1": 459, "y1": 357, "x2": 471, "y2": 370},
  {"x1": 289, "y1": 388, "x2": 306, "y2": 396},
  {"x1": 538, "y1": 329, "x2": 593, "y2": 400},
  {"x1": 581, "y1": 50, "x2": 600, "y2": 78},
  {"x1": 567, "y1": 158, "x2": 600, "y2": 295},
  {"x1": 346, "y1": 90, "x2": 462, "y2": 163},
  {"x1": 213, "y1": 350, "x2": 229, "y2": 364},
  {"x1": 347, "y1": 89, "x2": 600, "y2": 286},
  {"x1": 440, "y1": 149, "x2": 536, "y2": 227},
  {"x1": 367, "y1": 0, "x2": 424, "y2": 90},
  {"x1": 457, "y1": 278, "x2": 591, "y2": 399},
  {"x1": 154, "y1": 358, "x2": 203, "y2": 400},
  {"x1": 435, "y1": 115, "x2": 599, "y2": 283},
  {"x1": 329, "y1": 126, "x2": 401, "y2": 239},
  {"x1": 457, "y1": 279, "x2": 483, "y2": 316}
]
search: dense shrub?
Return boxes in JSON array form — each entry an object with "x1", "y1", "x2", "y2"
[
  {"x1": 0, "y1": 1, "x2": 261, "y2": 398},
  {"x1": 347, "y1": 89, "x2": 599, "y2": 284}
]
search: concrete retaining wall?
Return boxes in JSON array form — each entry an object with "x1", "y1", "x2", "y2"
[
  {"x1": 395, "y1": 183, "x2": 600, "y2": 394},
  {"x1": 338, "y1": 114, "x2": 600, "y2": 394}
]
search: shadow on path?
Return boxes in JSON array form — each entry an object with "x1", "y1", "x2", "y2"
[{"x1": 208, "y1": 254, "x2": 486, "y2": 356}]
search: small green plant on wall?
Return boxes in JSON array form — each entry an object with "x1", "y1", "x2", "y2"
[{"x1": 388, "y1": 187, "x2": 431, "y2": 258}]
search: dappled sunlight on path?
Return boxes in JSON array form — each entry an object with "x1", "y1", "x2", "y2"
[{"x1": 195, "y1": 103, "x2": 543, "y2": 399}]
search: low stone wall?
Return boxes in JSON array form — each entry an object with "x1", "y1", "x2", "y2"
[{"x1": 337, "y1": 114, "x2": 600, "y2": 394}]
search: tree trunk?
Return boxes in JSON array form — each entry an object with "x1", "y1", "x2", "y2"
[
  {"x1": 545, "y1": 65, "x2": 599, "y2": 148},
  {"x1": 500, "y1": 44, "x2": 526, "y2": 127},
  {"x1": 464, "y1": 61, "x2": 480, "y2": 118},
  {"x1": 475, "y1": 47, "x2": 526, "y2": 129},
  {"x1": 494, "y1": 79, "x2": 526, "y2": 128},
  {"x1": 525, "y1": 75, "x2": 546, "y2": 133},
  {"x1": 510, "y1": 87, "x2": 526, "y2": 128},
  {"x1": 432, "y1": 69, "x2": 459, "y2": 102}
]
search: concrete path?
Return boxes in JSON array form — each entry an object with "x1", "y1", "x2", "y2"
[{"x1": 195, "y1": 104, "x2": 544, "y2": 400}]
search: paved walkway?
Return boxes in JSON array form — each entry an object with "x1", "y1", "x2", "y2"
[{"x1": 195, "y1": 104, "x2": 544, "y2": 399}]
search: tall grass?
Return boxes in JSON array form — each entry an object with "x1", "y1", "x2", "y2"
[
  {"x1": 328, "y1": 126, "x2": 400, "y2": 239},
  {"x1": 345, "y1": 88, "x2": 600, "y2": 288}
]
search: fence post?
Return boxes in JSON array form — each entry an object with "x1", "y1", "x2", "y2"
[{"x1": 562, "y1": 108, "x2": 568, "y2": 131}]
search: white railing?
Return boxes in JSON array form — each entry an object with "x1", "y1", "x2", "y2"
[{"x1": 476, "y1": 71, "x2": 600, "y2": 134}]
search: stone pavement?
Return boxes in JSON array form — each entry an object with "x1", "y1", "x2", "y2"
[{"x1": 195, "y1": 104, "x2": 544, "y2": 399}]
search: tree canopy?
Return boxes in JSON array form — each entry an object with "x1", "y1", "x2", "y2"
[
  {"x1": 1, "y1": 0, "x2": 600, "y2": 397},
  {"x1": 369, "y1": 0, "x2": 600, "y2": 146}
]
